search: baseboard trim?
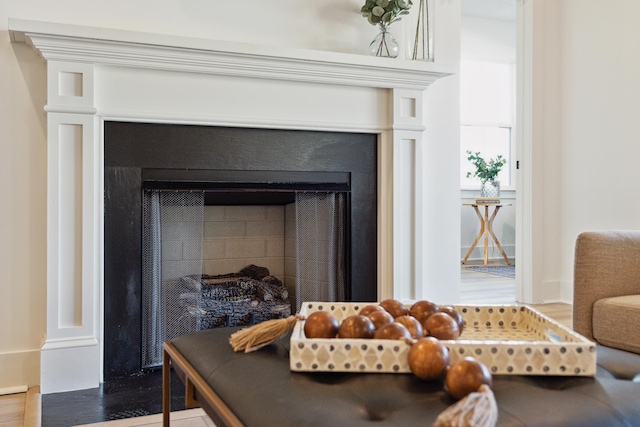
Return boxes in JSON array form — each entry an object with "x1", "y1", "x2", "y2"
[{"x1": 0, "y1": 385, "x2": 28, "y2": 395}]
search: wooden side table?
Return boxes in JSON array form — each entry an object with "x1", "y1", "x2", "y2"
[{"x1": 462, "y1": 203, "x2": 512, "y2": 266}]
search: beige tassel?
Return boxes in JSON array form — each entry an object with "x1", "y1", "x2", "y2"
[
  {"x1": 433, "y1": 384, "x2": 498, "y2": 427},
  {"x1": 229, "y1": 314, "x2": 302, "y2": 353}
]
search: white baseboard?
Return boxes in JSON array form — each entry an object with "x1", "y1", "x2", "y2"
[
  {"x1": 540, "y1": 279, "x2": 573, "y2": 305},
  {"x1": 41, "y1": 338, "x2": 100, "y2": 394}
]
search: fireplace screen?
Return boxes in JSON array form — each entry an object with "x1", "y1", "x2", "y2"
[
  {"x1": 141, "y1": 189, "x2": 347, "y2": 368},
  {"x1": 142, "y1": 191, "x2": 205, "y2": 368},
  {"x1": 295, "y1": 192, "x2": 346, "y2": 306}
]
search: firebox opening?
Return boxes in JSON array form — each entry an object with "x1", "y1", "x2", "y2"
[{"x1": 140, "y1": 171, "x2": 351, "y2": 368}]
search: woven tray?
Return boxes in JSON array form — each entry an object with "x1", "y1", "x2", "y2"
[{"x1": 290, "y1": 302, "x2": 596, "y2": 376}]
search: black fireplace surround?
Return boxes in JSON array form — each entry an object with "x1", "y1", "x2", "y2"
[{"x1": 104, "y1": 121, "x2": 378, "y2": 379}]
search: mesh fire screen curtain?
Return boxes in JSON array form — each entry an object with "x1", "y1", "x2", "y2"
[
  {"x1": 294, "y1": 192, "x2": 346, "y2": 311},
  {"x1": 142, "y1": 190, "x2": 204, "y2": 368}
]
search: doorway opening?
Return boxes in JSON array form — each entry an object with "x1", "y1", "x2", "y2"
[{"x1": 460, "y1": 0, "x2": 517, "y2": 303}]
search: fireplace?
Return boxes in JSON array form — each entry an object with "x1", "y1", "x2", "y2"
[
  {"x1": 104, "y1": 121, "x2": 377, "y2": 378},
  {"x1": 9, "y1": 18, "x2": 448, "y2": 393}
]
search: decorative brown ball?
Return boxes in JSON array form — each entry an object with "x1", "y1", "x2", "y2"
[
  {"x1": 409, "y1": 300, "x2": 440, "y2": 323},
  {"x1": 424, "y1": 312, "x2": 460, "y2": 340},
  {"x1": 394, "y1": 315, "x2": 424, "y2": 339},
  {"x1": 408, "y1": 337, "x2": 450, "y2": 381},
  {"x1": 359, "y1": 304, "x2": 385, "y2": 317},
  {"x1": 367, "y1": 310, "x2": 394, "y2": 330},
  {"x1": 303, "y1": 311, "x2": 340, "y2": 339},
  {"x1": 437, "y1": 306, "x2": 466, "y2": 334},
  {"x1": 445, "y1": 357, "x2": 493, "y2": 400},
  {"x1": 373, "y1": 322, "x2": 412, "y2": 340},
  {"x1": 338, "y1": 315, "x2": 376, "y2": 339},
  {"x1": 379, "y1": 299, "x2": 409, "y2": 318}
]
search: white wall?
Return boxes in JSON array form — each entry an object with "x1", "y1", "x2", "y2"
[
  {"x1": 0, "y1": 0, "x2": 462, "y2": 389},
  {"x1": 526, "y1": 0, "x2": 563, "y2": 303},
  {"x1": 461, "y1": 16, "x2": 515, "y2": 60},
  {"x1": 421, "y1": 0, "x2": 462, "y2": 304},
  {"x1": 458, "y1": 0, "x2": 640, "y2": 306},
  {"x1": 556, "y1": 0, "x2": 640, "y2": 298},
  {"x1": 521, "y1": 0, "x2": 640, "y2": 304},
  {"x1": 460, "y1": 15, "x2": 516, "y2": 262}
]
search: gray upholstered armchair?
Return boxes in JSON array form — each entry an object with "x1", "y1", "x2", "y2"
[{"x1": 573, "y1": 230, "x2": 640, "y2": 354}]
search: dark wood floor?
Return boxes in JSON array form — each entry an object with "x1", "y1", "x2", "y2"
[{"x1": 41, "y1": 369, "x2": 186, "y2": 426}]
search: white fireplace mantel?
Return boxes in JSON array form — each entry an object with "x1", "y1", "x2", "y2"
[
  {"x1": 9, "y1": 18, "x2": 451, "y2": 393},
  {"x1": 9, "y1": 18, "x2": 449, "y2": 92}
]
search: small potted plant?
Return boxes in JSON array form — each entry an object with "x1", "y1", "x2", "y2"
[
  {"x1": 361, "y1": 0, "x2": 413, "y2": 58},
  {"x1": 465, "y1": 150, "x2": 507, "y2": 198}
]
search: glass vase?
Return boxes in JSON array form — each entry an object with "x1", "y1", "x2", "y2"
[
  {"x1": 406, "y1": 0, "x2": 434, "y2": 61},
  {"x1": 480, "y1": 180, "x2": 500, "y2": 199},
  {"x1": 369, "y1": 23, "x2": 399, "y2": 58}
]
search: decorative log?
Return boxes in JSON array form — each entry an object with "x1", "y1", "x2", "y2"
[
  {"x1": 261, "y1": 276, "x2": 288, "y2": 300},
  {"x1": 239, "y1": 264, "x2": 270, "y2": 280},
  {"x1": 255, "y1": 282, "x2": 274, "y2": 301},
  {"x1": 269, "y1": 286, "x2": 288, "y2": 300},
  {"x1": 262, "y1": 275, "x2": 283, "y2": 285},
  {"x1": 174, "y1": 265, "x2": 292, "y2": 330}
]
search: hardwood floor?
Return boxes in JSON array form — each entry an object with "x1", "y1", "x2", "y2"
[
  {"x1": 0, "y1": 391, "x2": 24, "y2": 427},
  {"x1": 461, "y1": 261, "x2": 572, "y2": 329},
  {"x1": 72, "y1": 409, "x2": 214, "y2": 427},
  {"x1": 1, "y1": 387, "x2": 39, "y2": 427},
  {"x1": 460, "y1": 263, "x2": 517, "y2": 305}
]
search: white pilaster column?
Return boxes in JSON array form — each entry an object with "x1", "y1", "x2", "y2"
[
  {"x1": 391, "y1": 89, "x2": 425, "y2": 301},
  {"x1": 41, "y1": 61, "x2": 101, "y2": 393}
]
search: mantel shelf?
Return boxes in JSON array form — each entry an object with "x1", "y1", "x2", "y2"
[{"x1": 9, "y1": 18, "x2": 452, "y2": 91}]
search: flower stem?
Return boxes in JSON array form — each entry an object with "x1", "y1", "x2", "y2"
[{"x1": 412, "y1": 0, "x2": 431, "y2": 60}]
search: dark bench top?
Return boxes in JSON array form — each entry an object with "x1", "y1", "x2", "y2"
[{"x1": 170, "y1": 326, "x2": 640, "y2": 427}]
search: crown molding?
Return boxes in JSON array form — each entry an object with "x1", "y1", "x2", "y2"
[{"x1": 9, "y1": 18, "x2": 451, "y2": 91}]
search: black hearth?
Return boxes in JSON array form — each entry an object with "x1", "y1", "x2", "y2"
[{"x1": 104, "y1": 121, "x2": 377, "y2": 379}]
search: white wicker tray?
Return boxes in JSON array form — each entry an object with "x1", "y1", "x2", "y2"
[{"x1": 290, "y1": 302, "x2": 596, "y2": 376}]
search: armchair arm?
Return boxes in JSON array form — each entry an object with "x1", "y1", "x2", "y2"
[{"x1": 573, "y1": 231, "x2": 640, "y2": 340}]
